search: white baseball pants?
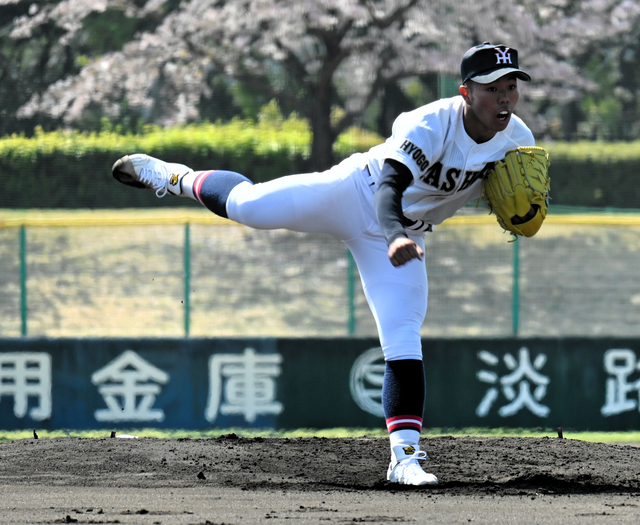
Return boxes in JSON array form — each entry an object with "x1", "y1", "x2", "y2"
[{"x1": 225, "y1": 154, "x2": 428, "y2": 361}]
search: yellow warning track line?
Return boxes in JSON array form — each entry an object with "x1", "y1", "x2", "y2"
[{"x1": 1, "y1": 209, "x2": 640, "y2": 228}]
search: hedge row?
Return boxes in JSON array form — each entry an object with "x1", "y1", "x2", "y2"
[
  {"x1": 1, "y1": 116, "x2": 382, "y2": 209},
  {"x1": 1, "y1": 118, "x2": 639, "y2": 210},
  {"x1": 537, "y1": 141, "x2": 640, "y2": 210}
]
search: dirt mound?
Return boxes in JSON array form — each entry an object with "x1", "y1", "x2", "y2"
[{"x1": 1, "y1": 435, "x2": 638, "y2": 496}]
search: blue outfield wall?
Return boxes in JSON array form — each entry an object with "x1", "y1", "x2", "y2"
[{"x1": 1, "y1": 337, "x2": 640, "y2": 431}]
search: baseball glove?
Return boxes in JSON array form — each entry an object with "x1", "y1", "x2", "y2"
[{"x1": 483, "y1": 146, "x2": 551, "y2": 238}]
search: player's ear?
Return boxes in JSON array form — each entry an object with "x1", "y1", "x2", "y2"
[{"x1": 459, "y1": 84, "x2": 470, "y2": 102}]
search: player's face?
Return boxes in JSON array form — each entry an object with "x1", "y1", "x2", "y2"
[{"x1": 460, "y1": 75, "x2": 520, "y2": 143}]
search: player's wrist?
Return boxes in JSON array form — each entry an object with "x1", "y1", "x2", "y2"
[{"x1": 387, "y1": 233, "x2": 409, "y2": 246}]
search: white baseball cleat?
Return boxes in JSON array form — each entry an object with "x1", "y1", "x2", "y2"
[
  {"x1": 111, "y1": 154, "x2": 193, "y2": 198},
  {"x1": 387, "y1": 445, "x2": 439, "y2": 486}
]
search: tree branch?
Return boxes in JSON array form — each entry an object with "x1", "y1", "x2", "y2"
[{"x1": 360, "y1": 0, "x2": 421, "y2": 29}]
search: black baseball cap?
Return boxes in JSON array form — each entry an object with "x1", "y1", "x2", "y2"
[{"x1": 461, "y1": 42, "x2": 531, "y2": 84}]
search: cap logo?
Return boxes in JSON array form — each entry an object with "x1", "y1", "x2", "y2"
[
  {"x1": 495, "y1": 48, "x2": 512, "y2": 65},
  {"x1": 461, "y1": 43, "x2": 529, "y2": 84}
]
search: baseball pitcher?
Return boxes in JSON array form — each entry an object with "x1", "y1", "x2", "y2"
[{"x1": 112, "y1": 42, "x2": 550, "y2": 486}]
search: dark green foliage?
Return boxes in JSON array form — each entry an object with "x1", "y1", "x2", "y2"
[
  {"x1": 0, "y1": 119, "x2": 381, "y2": 208},
  {"x1": 1, "y1": 125, "x2": 638, "y2": 210}
]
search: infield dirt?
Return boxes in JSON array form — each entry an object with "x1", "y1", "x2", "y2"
[{"x1": 0, "y1": 434, "x2": 639, "y2": 524}]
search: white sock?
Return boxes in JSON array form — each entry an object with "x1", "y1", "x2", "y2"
[
  {"x1": 179, "y1": 170, "x2": 202, "y2": 200},
  {"x1": 389, "y1": 429, "x2": 421, "y2": 451}
]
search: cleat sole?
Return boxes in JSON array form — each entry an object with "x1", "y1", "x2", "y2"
[{"x1": 111, "y1": 156, "x2": 148, "y2": 189}]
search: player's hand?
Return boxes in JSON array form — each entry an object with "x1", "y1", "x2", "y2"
[{"x1": 388, "y1": 237, "x2": 424, "y2": 267}]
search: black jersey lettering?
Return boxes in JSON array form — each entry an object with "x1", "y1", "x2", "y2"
[
  {"x1": 399, "y1": 140, "x2": 430, "y2": 172},
  {"x1": 440, "y1": 168, "x2": 462, "y2": 192},
  {"x1": 400, "y1": 140, "x2": 417, "y2": 154},
  {"x1": 419, "y1": 162, "x2": 443, "y2": 187},
  {"x1": 459, "y1": 169, "x2": 483, "y2": 191}
]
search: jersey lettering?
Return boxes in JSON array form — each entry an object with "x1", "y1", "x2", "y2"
[
  {"x1": 458, "y1": 170, "x2": 480, "y2": 191},
  {"x1": 420, "y1": 162, "x2": 442, "y2": 187},
  {"x1": 458, "y1": 163, "x2": 496, "y2": 191},
  {"x1": 441, "y1": 168, "x2": 462, "y2": 192},
  {"x1": 401, "y1": 140, "x2": 498, "y2": 193},
  {"x1": 399, "y1": 140, "x2": 430, "y2": 171}
]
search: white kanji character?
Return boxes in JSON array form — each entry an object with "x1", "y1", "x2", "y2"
[
  {"x1": 205, "y1": 348, "x2": 283, "y2": 423},
  {"x1": 476, "y1": 347, "x2": 550, "y2": 418},
  {"x1": 91, "y1": 350, "x2": 169, "y2": 422},
  {"x1": 0, "y1": 352, "x2": 52, "y2": 421},
  {"x1": 601, "y1": 349, "x2": 640, "y2": 416}
]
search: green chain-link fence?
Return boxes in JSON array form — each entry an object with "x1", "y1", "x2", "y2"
[{"x1": 2, "y1": 209, "x2": 640, "y2": 339}]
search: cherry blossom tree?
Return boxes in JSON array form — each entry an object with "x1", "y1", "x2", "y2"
[
  {"x1": 5, "y1": 0, "x2": 640, "y2": 167},
  {"x1": 0, "y1": 0, "x2": 162, "y2": 134}
]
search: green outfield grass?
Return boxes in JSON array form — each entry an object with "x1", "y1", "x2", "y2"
[{"x1": 1, "y1": 428, "x2": 639, "y2": 444}]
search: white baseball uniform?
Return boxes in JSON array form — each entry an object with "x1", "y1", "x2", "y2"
[{"x1": 225, "y1": 95, "x2": 535, "y2": 361}]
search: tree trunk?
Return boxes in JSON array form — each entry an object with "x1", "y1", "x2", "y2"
[{"x1": 307, "y1": 89, "x2": 337, "y2": 173}]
